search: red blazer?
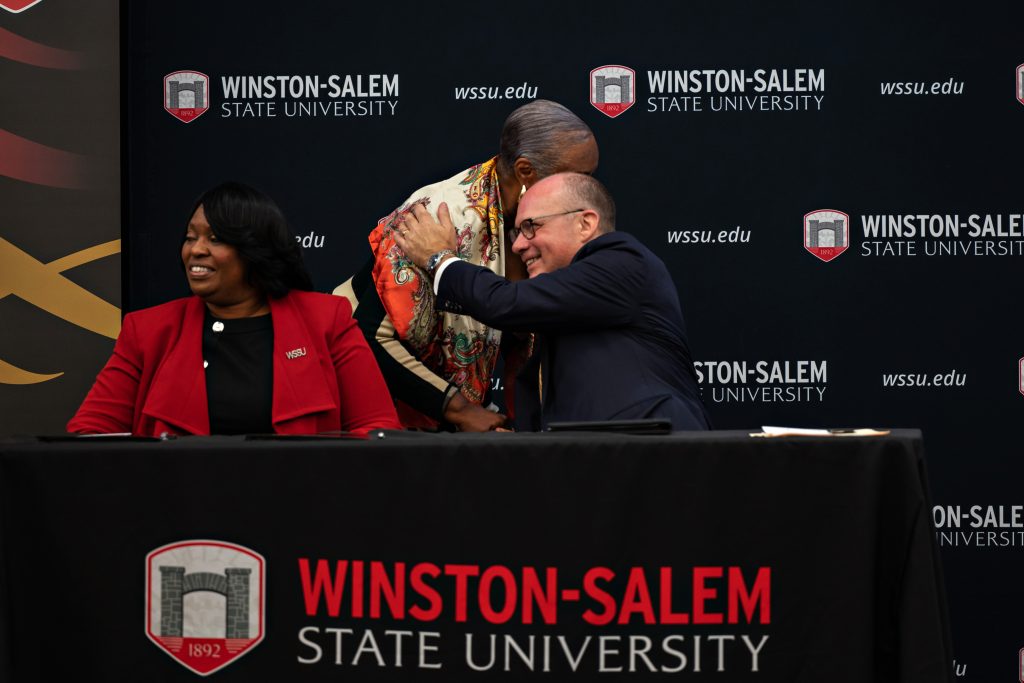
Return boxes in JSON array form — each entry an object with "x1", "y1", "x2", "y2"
[{"x1": 67, "y1": 291, "x2": 401, "y2": 436}]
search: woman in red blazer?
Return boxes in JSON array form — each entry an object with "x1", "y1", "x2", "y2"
[{"x1": 68, "y1": 182, "x2": 401, "y2": 436}]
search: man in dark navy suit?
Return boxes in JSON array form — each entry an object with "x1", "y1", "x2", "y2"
[{"x1": 394, "y1": 173, "x2": 710, "y2": 431}]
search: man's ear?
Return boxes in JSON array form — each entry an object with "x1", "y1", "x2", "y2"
[
  {"x1": 513, "y1": 157, "x2": 537, "y2": 187},
  {"x1": 578, "y1": 209, "x2": 601, "y2": 241}
]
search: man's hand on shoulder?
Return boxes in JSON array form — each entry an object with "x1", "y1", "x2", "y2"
[{"x1": 393, "y1": 202, "x2": 458, "y2": 270}]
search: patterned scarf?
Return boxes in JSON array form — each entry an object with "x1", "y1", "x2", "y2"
[{"x1": 368, "y1": 157, "x2": 507, "y2": 405}]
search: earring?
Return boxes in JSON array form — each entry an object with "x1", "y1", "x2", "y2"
[{"x1": 519, "y1": 184, "x2": 527, "y2": 199}]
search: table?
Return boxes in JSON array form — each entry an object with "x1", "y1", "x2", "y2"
[{"x1": 0, "y1": 430, "x2": 952, "y2": 681}]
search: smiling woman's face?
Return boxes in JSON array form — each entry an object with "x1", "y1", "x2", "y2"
[{"x1": 181, "y1": 205, "x2": 258, "y2": 308}]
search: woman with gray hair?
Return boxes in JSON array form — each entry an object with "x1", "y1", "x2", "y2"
[{"x1": 334, "y1": 100, "x2": 598, "y2": 431}]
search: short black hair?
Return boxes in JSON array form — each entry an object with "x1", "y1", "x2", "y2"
[
  {"x1": 498, "y1": 100, "x2": 594, "y2": 178},
  {"x1": 562, "y1": 173, "x2": 616, "y2": 232},
  {"x1": 186, "y1": 182, "x2": 312, "y2": 297}
]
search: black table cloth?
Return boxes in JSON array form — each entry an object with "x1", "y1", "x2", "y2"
[{"x1": 0, "y1": 430, "x2": 951, "y2": 681}]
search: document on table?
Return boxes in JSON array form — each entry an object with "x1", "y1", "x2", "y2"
[{"x1": 750, "y1": 426, "x2": 891, "y2": 437}]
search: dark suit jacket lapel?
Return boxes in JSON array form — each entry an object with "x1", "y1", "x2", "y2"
[
  {"x1": 269, "y1": 294, "x2": 336, "y2": 430},
  {"x1": 141, "y1": 296, "x2": 209, "y2": 434}
]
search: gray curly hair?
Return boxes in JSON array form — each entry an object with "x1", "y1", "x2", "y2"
[{"x1": 498, "y1": 100, "x2": 594, "y2": 178}]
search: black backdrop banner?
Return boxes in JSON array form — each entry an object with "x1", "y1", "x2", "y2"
[{"x1": 122, "y1": 1, "x2": 1024, "y2": 679}]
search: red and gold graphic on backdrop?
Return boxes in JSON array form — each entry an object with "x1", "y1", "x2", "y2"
[
  {"x1": 0, "y1": 1, "x2": 45, "y2": 13},
  {"x1": 0, "y1": 12, "x2": 118, "y2": 388}
]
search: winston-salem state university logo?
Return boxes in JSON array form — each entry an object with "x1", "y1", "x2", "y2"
[
  {"x1": 1017, "y1": 64, "x2": 1024, "y2": 106},
  {"x1": 590, "y1": 65, "x2": 635, "y2": 118},
  {"x1": 0, "y1": 0, "x2": 44, "y2": 12},
  {"x1": 164, "y1": 71, "x2": 211, "y2": 123},
  {"x1": 146, "y1": 540, "x2": 265, "y2": 676},
  {"x1": 804, "y1": 209, "x2": 850, "y2": 262}
]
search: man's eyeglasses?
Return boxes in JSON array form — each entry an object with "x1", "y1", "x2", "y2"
[{"x1": 509, "y1": 209, "x2": 585, "y2": 242}]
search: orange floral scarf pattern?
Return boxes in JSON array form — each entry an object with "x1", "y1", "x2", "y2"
[{"x1": 368, "y1": 158, "x2": 506, "y2": 404}]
